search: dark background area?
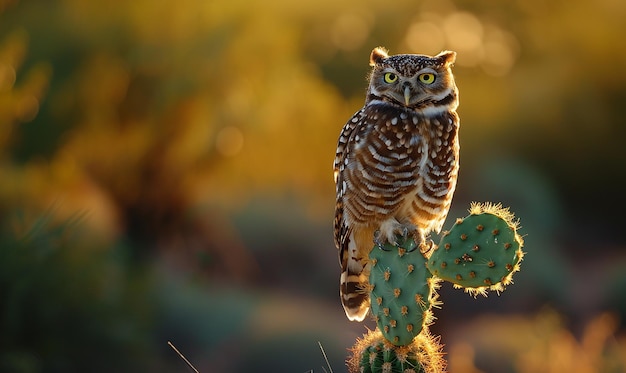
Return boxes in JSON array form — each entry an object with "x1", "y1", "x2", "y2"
[{"x1": 1, "y1": 0, "x2": 625, "y2": 371}]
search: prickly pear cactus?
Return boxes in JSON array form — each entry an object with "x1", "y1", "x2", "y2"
[
  {"x1": 369, "y1": 236, "x2": 440, "y2": 346},
  {"x1": 426, "y1": 202, "x2": 524, "y2": 296},
  {"x1": 348, "y1": 202, "x2": 525, "y2": 373}
]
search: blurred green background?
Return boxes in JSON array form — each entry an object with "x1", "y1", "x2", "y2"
[{"x1": 1, "y1": 0, "x2": 625, "y2": 371}]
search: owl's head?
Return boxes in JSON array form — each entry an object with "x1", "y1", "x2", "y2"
[{"x1": 366, "y1": 47, "x2": 457, "y2": 111}]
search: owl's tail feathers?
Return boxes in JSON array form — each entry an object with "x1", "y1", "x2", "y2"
[{"x1": 340, "y1": 270, "x2": 370, "y2": 322}]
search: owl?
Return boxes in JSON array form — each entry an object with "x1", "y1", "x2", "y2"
[{"x1": 333, "y1": 47, "x2": 460, "y2": 322}]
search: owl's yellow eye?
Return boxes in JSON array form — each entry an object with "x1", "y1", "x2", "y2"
[
  {"x1": 383, "y1": 72, "x2": 398, "y2": 84},
  {"x1": 418, "y1": 73, "x2": 436, "y2": 84}
]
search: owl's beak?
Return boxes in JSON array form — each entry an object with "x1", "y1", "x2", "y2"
[{"x1": 403, "y1": 86, "x2": 411, "y2": 106}]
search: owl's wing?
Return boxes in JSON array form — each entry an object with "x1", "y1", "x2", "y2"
[
  {"x1": 333, "y1": 109, "x2": 365, "y2": 252},
  {"x1": 334, "y1": 109, "x2": 374, "y2": 321}
]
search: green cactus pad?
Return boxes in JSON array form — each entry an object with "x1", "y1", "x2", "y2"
[
  {"x1": 427, "y1": 202, "x2": 524, "y2": 296},
  {"x1": 348, "y1": 328, "x2": 446, "y2": 373},
  {"x1": 369, "y1": 235, "x2": 440, "y2": 346}
]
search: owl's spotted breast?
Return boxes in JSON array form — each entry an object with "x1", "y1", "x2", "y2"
[{"x1": 342, "y1": 103, "x2": 458, "y2": 230}]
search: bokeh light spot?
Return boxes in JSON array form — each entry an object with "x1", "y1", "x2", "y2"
[
  {"x1": 443, "y1": 11, "x2": 484, "y2": 66},
  {"x1": 0, "y1": 63, "x2": 16, "y2": 92},
  {"x1": 481, "y1": 27, "x2": 520, "y2": 76},
  {"x1": 482, "y1": 40, "x2": 515, "y2": 76},
  {"x1": 404, "y1": 22, "x2": 445, "y2": 54}
]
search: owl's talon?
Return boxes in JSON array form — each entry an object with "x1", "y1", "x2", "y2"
[
  {"x1": 419, "y1": 239, "x2": 435, "y2": 255},
  {"x1": 401, "y1": 226, "x2": 409, "y2": 238},
  {"x1": 374, "y1": 230, "x2": 393, "y2": 250},
  {"x1": 376, "y1": 242, "x2": 392, "y2": 251}
]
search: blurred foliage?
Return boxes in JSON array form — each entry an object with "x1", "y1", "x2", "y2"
[
  {"x1": 0, "y1": 0, "x2": 625, "y2": 371},
  {"x1": 0, "y1": 212, "x2": 156, "y2": 372},
  {"x1": 448, "y1": 308, "x2": 626, "y2": 373}
]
